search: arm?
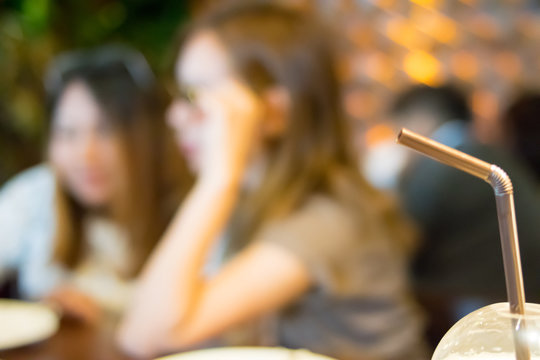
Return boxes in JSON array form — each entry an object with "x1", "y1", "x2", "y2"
[
  {"x1": 118, "y1": 78, "x2": 311, "y2": 357},
  {"x1": 117, "y1": 180, "x2": 311, "y2": 357}
]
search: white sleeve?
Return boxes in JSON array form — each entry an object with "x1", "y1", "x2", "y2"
[{"x1": 0, "y1": 165, "x2": 53, "y2": 282}]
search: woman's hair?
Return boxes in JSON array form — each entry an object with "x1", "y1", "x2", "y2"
[
  {"x1": 185, "y1": 2, "x2": 416, "y2": 253},
  {"x1": 46, "y1": 46, "x2": 191, "y2": 277}
]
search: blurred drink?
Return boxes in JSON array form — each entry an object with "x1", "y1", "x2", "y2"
[{"x1": 433, "y1": 303, "x2": 540, "y2": 360}]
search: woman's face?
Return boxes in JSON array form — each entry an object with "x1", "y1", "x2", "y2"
[
  {"x1": 167, "y1": 30, "x2": 261, "y2": 173},
  {"x1": 48, "y1": 81, "x2": 125, "y2": 208}
]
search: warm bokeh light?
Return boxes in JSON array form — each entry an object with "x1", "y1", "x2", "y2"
[
  {"x1": 467, "y1": 13, "x2": 501, "y2": 41},
  {"x1": 3, "y1": 0, "x2": 540, "y2": 182},
  {"x1": 450, "y1": 51, "x2": 478, "y2": 81},
  {"x1": 493, "y1": 51, "x2": 522, "y2": 81},
  {"x1": 516, "y1": 13, "x2": 540, "y2": 39},
  {"x1": 345, "y1": 22, "x2": 376, "y2": 49},
  {"x1": 410, "y1": 0, "x2": 442, "y2": 9},
  {"x1": 385, "y1": 17, "x2": 430, "y2": 49},
  {"x1": 471, "y1": 90, "x2": 503, "y2": 143},
  {"x1": 364, "y1": 123, "x2": 395, "y2": 148},
  {"x1": 331, "y1": 0, "x2": 540, "y2": 147},
  {"x1": 344, "y1": 88, "x2": 380, "y2": 122},
  {"x1": 472, "y1": 90, "x2": 499, "y2": 125},
  {"x1": 411, "y1": 7, "x2": 458, "y2": 44},
  {"x1": 360, "y1": 52, "x2": 395, "y2": 84},
  {"x1": 403, "y1": 50, "x2": 442, "y2": 85}
]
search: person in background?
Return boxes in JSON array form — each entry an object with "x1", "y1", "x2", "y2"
[
  {"x1": 392, "y1": 84, "x2": 540, "y2": 347},
  {"x1": 118, "y1": 3, "x2": 428, "y2": 360},
  {"x1": 501, "y1": 91, "x2": 540, "y2": 185},
  {"x1": 0, "y1": 46, "x2": 190, "y2": 322}
]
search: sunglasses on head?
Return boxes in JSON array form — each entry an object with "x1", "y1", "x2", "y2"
[{"x1": 45, "y1": 45, "x2": 155, "y2": 97}]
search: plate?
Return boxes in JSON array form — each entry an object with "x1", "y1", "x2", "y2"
[
  {"x1": 0, "y1": 299, "x2": 59, "y2": 350},
  {"x1": 156, "y1": 347, "x2": 336, "y2": 360}
]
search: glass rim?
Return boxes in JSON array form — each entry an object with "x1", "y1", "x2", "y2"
[{"x1": 488, "y1": 302, "x2": 540, "y2": 320}]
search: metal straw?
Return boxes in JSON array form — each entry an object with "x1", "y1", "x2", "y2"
[{"x1": 396, "y1": 128, "x2": 530, "y2": 360}]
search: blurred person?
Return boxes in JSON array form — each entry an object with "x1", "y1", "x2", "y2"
[
  {"x1": 118, "y1": 3, "x2": 428, "y2": 360},
  {"x1": 0, "y1": 45, "x2": 189, "y2": 322},
  {"x1": 391, "y1": 84, "x2": 540, "y2": 346},
  {"x1": 361, "y1": 123, "x2": 411, "y2": 191},
  {"x1": 502, "y1": 91, "x2": 540, "y2": 184}
]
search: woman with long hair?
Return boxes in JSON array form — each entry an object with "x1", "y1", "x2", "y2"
[
  {"x1": 119, "y1": 3, "x2": 426, "y2": 360},
  {"x1": 0, "y1": 46, "x2": 189, "y2": 321}
]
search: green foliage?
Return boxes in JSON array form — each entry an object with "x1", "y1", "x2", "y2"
[{"x1": 0, "y1": 0, "x2": 190, "y2": 183}]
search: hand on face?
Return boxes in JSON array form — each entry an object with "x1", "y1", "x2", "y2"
[
  {"x1": 171, "y1": 30, "x2": 264, "y2": 188},
  {"x1": 196, "y1": 78, "x2": 263, "y2": 188}
]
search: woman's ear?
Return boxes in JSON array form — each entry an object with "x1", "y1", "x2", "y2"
[{"x1": 261, "y1": 86, "x2": 290, "y2": 138}]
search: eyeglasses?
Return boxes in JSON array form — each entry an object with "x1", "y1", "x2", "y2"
[
  {"x1": 44, "y1": 45, "x2": 155, "y2": 97},
  {"x1": 166, "y1": 81, "x2": 198, "y2": 103}
]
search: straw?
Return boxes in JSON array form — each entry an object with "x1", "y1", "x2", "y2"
[{"x1": 396, "y1": 128, "x2": 529, "y2": 360}]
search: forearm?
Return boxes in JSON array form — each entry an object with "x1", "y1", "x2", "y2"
[{"x1": 118, "y1": 179, "x2": 239, "y2": 356}]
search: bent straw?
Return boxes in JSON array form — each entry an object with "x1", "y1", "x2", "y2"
[{"x1": 397, "y1": 128, "x2": 529, "y2": 360}]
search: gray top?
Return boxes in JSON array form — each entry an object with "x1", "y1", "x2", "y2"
[{"x1": 258, "y1": 195, "x2": 427, "y2": 360}]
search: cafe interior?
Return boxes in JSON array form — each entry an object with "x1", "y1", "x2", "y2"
[{"x1": 0, "y1": 0, "x2": 539, "y2": 359}]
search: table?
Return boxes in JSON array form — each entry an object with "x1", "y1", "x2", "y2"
[{"x1": 0, "y1": 318, "x2": 146, "y2": 360}]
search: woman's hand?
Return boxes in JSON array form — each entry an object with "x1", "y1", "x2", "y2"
[
  {"x1": 44, "y1": 286, "x2": 102, "y2": 324},
  {"x1": 118, "y1": 85, "x2": 263, "y2": 354},
  {"x1": 197, "y1": 78, "x2": 262, "y2": 188}
]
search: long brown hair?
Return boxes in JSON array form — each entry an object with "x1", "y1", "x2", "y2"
[
  {"x1": 187, "y1": 2, "x2": 416, "y2": 254},
  {"x1": 46, "y1": 46, "x2": 191, "y2": 277}
]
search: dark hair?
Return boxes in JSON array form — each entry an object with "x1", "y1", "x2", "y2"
[
  {"x1": 45, "y1": 45, "x2": 156, "y2": 124},
  {"x1": 391, "y1": 84, "x2": 473, "y2": 124},
  {"x1": 182, "y1": 1, "x2": 416, "y2": 253},
  {"x1": 502, "y1": 91, "x2": 540, "y2": 181},
  {"x1": 46, "y1": 46, "x2": 190, "y2": 276}
]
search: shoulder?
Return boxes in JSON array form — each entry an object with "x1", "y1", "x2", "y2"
[
  {"x1": 257, "y1": 194, "x2": 358, "y2": 260},
  {"x1": 267, "y1": 194, "x2": 354, "y2": 233},
  {"x1": 0, "y1": 165, "x2": 56, "y2": 275},
  {"x1": 257, "y1": 194, "x2": 403, "y2": 296},
  {"x1": 0, "y1": 164, "x2": 55, "y2": 200},
  {"x1": 0, "y1": 164, "x2": 56, "y2": 217}
]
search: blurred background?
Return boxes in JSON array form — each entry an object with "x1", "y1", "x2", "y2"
[
  {"x1": 1, "y1": 0, "x2": 540, "y2": 184},
  {"x1": 0, "y1": 0, "x2": 190, "y2": 183}
]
